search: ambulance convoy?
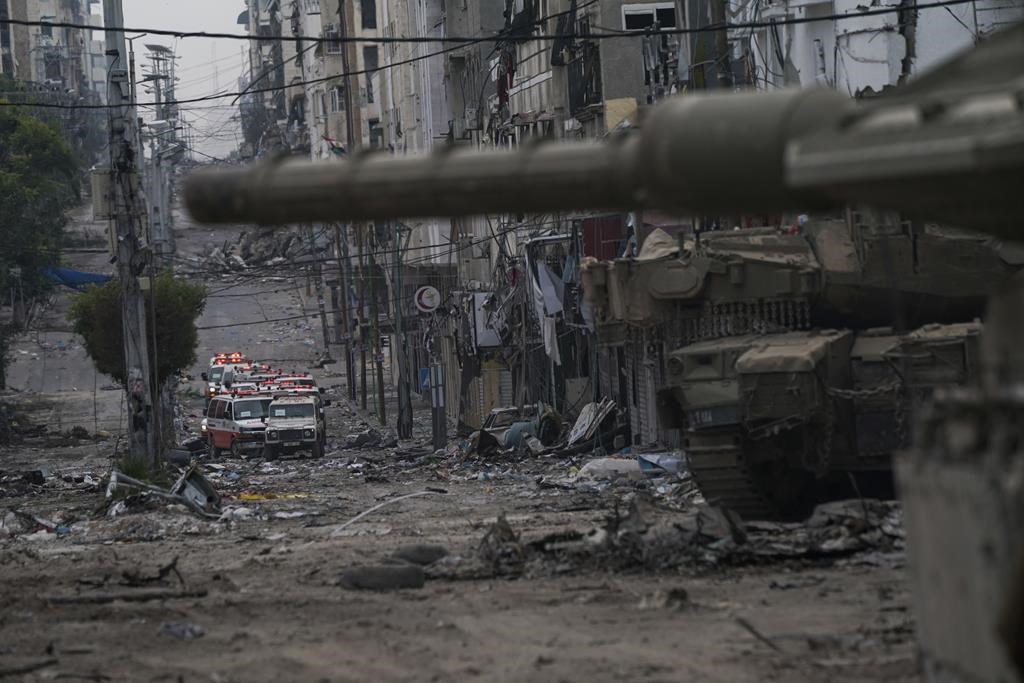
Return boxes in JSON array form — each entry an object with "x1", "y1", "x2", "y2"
[{"x1": 200, "y1": 353, "x2": 328, "y2": 460}]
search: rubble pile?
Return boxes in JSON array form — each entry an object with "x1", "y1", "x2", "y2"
[
  {"x1": 429, "y1": 497, "x2": 906, "y2": 581},
  {"x1": 0, "y1": 401, "x2": 45, "y2": 445},
  {"x1": 201, "y1": 228, "x2": 303, "y2": 271}
]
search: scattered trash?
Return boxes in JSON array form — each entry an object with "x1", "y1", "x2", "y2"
[
  {"x1": 159, "y1": 621, "x2": 206, "y2": 640},
  {"x1": 271, "y1": 510, "x2": 308, "y2": 519},
  {"x1": 238, "y1": 492, "x2": 310, "y2": 501},
  {"x1": 42, "y1": 588, "x2": 208, "y2": 605},
  {"x1": 637, "y1": 452, "x2": 686, "y2": 475},
  {"x1": 105, "y1": 465, "x2": 222, "y2": 518},
  {"x1": 770, "y1": 575, "x2": 826, "y2": 590},
  {"x1": 565, "y1": 399, "x2": 616, "y2": 448},
  {"x1": 638, "y1": 587, "x2": 689, "y2": 610},
  {"x1": 339, "y1": 564, "x2": 426, "y2": 591},
  {"x1": 330, "y1": 490, "x2": 442, "y2": 537}
]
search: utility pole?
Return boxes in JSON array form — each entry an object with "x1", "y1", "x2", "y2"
[
  {"x1": 430, "y1": 326, "x2": 446, "y2": 451},
  {"x1": 393, "y1": 223, "x2": 413, "y2": 438},
  {"x1": 104, "y1": 0, "x2": 154, "y2": 466},
  {"x1": 337, "y1": 0, "x2": 366, "y2": 409},
  {"x1": 357, "y1": 224, "x2": 368, "y2": 410},
  {"x1": 334, "y1": 224, "x2": 356, "y2": 401},
  {"x1": 369, "y1": 226, "x2": 386, "y2": 424},
  {"x1": 311, "y1": 226, "x2": 332, "y2": 356}
]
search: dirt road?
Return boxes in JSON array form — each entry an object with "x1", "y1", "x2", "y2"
[{"x1": 0, "y1": 207, "x2": 921, "y2": 682}]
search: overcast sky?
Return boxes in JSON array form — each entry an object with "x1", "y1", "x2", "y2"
[{"x1": 111, "y1": 0, "x2": 248, "y2": 159}]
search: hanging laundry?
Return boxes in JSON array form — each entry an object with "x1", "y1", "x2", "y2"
[
  {"x1": 537, "y1": 263, "x2": 564, "y2": 316},
  {"x1": 542, "y1": 317, "x2": 562, "y2": 365}
]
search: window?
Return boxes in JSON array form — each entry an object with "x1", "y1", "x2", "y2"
[
  {"x1": 235, "y1": 399, "x2": 272, "y2": 419},
  {"x1": 330, "y1": 85, "x2": 344, "y2": 112},
  {"x1": 621, "y1": 3, "x2": 676, "y2": 30},
  {"x1": 213, "y1": 401, "x2": 226, "y2": 419},
  {"x1": 361, "y1": 0, "x2": 377, "y2": 29},
  {"x1": 271, "y1": 403, "x2": 316, "y2": 418},
  {"x1": 207, "y1": 401, "x2": 219, "y2": 418},
  {"x1": 368, "y1": 119, "x2": 384, "y2": 148},
  {"x1": 323, "y1": 26, "x2": 342, "y2": 55},
  {"x1": 363, "y1": 46, "x2": 378, "y2": 103},
  {"x1": 304, "y1": 0, "x2": 321, "y2": 13}
]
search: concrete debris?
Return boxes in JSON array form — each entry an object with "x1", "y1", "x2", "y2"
[
  {"x1": 345, "y1": 428, "x2": 383, "y2": 448},
  {"x1": 390, "y1": 544, "x2": 449, "y2": 566},
  {"x1": 638, "y1": 587, "x2": 689, "y2": 610},
  {"x1": 200, "y1": 229, "x2": 303, "y2": 271},
  {"x1": 576, "y1": 458, "x2": 644, "y2": 482},
  {"x1": 339, "y1": 564, "x2": 426, "y2": 591},
  {"x1": 159, "y1": 622, "x2": 207, "y2": 640},
  {"x1": 0, "y1": 401, "x2": 46, "y2": 444},
  {"x1": 105, "y1": 464, "x2": 221, "y2": 518},
  {"x1": 430, "y1": 497, "x2": 906, "y2": 580},
  {"x1": 42, "y1": 588, "x2": 208, "y2": 604},
  {"x1": 566, "y1": 399, "x2": 616, "y2": 448}
]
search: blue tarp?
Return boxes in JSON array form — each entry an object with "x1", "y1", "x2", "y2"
[{"x1": 41, "y1": 266, "x2": 112, "y2": 291}]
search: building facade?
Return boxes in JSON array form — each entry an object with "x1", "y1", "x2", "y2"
[{"x1": 232, "y1": 0, "x2": 1024, "y2": 443}]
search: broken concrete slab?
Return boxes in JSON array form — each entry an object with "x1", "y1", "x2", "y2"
[
  {"x1": 576, "y1": 458, "x2": 643, "y2": 482},
  {"x1": 390, "y1": 544, "x2": 449, "y2": 566},
  {"x1": 339, "y1": 565, "x2": 426, "y2": 591}
]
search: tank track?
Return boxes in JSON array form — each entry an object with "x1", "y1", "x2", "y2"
[{"x1": 685, "y1": 429, "x2": 777, "y2": 519}]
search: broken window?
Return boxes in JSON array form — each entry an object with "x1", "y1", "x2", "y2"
[
  {"x1": 363, "y1": 46, "x2": 379, "y2": 103},
  {"x1": 361, "y1": 0, "x2": 377, "y2": 29},
  {"x1": 621, "y1": 3, "x2": 676, "y2": 30}
]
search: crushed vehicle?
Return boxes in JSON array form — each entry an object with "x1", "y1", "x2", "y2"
[
  {"x1": 470, "y1": 403, "x2": 562, "y2": 455},
  {"x1": 263, "y1": 393, "x2": 327, "y2": 460},
  {"x1": 204, "y1": 393, "x2": 274, "y2": 457}
]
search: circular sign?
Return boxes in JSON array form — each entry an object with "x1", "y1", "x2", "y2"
[{"x1": 414, "y1": 286, "x2": 442, "y2": 313}]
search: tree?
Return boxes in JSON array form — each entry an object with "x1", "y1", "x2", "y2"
[
  {"x1": 0, "y1": 97, "x2": 80, "y2": 384},
  {"x1": 69, "y1": 273, "x2": 207, "y2": 387}
]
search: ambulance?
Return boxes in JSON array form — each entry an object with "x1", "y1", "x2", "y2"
[
  {"x1": 204, "y1": 392, "x2": 274, "y2": 457},
  {"x1": 201, "y1": 352, "x2": 252, "y2": 403}
]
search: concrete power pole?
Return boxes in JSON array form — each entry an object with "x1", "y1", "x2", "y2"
[
  {"x1": 336, "y1": 0, "x2": 368, "y2": 410},
  {"x1": 104, "y1": 0, "x2": 155, "y2": 466},
  {"x1": 393, "y1": 224, "x2": 413, "y2": 439}
]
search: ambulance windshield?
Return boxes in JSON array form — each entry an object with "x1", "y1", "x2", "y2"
[{"x1": 234, "y1": 399, "x2": 272, "y2": 419}]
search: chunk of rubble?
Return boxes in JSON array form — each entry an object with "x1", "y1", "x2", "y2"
[{"x1": 339, "y1": 564, "x2": 426, "y2": 591}]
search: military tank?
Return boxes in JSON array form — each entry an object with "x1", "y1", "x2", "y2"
[{"x1": 579, "y1": 219, "x2": 1016, "y2": 517}]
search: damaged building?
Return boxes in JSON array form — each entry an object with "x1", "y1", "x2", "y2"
[{"x1": 231, "y1": 0, "x2": 1023, "y2": 450}]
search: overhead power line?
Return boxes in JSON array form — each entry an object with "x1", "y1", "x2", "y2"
[
  {"x1": 0, "y1": 0, "x2": 980, "y2": 45},
  {"x1": 0, "y1": 0, "x2": 980, "y2": 114}
]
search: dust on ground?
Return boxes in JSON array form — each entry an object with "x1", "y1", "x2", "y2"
[{"x1": 0, "y1": 206, "x2": 920, "y2": 682}]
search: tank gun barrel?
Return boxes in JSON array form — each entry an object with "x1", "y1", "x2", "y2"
[
  {"x1": 186, "y1": 88, "x2": 852, "y2": 224},
  {"x1": 185, "y1": 22, "x2": 1024, "y2": 238}
]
